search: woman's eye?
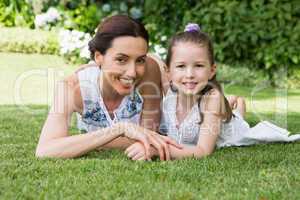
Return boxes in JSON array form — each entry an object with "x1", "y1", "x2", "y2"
[
  {"x1": 116, "y1": 57, "x2": 127, "y2": 64},
  {"x1": 136, "y1": 58, "x2": 146, "y2": 64}
]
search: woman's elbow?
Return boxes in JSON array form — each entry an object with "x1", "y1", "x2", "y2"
[
  {"x1": 35, "y1": 143, "x2": 56, "y2": 158},
  {"x1": 35, "y1": 145, "x2": 48, "y2": 158}
]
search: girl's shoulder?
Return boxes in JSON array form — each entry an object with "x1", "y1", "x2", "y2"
[{"x1": 201, "y1": 88, "x2": 223, "y2": 114}]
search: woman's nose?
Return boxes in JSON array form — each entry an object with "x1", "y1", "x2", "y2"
[{"x1": 124, "y1": 63, "x2": 137, "y2": 78}]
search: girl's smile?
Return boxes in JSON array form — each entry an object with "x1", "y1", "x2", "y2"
[{"x1": 168, "y1": 42, "x2": 216, "y2": 96}]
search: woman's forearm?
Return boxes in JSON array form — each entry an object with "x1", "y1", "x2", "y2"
[
  {"x1": 35, "y1": 124, "x2": 122, "y2": 158},
  {"x1": 97, "y1": 137, "x2": 134, "y2": 151}
]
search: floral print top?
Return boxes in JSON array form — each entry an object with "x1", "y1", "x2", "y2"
[{"x1": 76, "y1": 66, "x2": 143, "y2": 133}]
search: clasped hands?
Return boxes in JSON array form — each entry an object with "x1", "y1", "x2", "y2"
[{"x1": 117, "y1": 122, "x2": 182, "y2": 161}]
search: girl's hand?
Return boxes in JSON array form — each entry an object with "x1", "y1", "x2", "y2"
[
  {"x1": 125, "y1": 142, "x2": 152, "y2": 161},
  {"x1": 227, "y1": 95, "x2": 238, "y2": 109},
  {"x1": 118, "y1": 122, "x2": 182, "y2": 160}
]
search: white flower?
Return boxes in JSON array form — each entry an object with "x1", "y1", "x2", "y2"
[
  {"x1": 130, "y1": 7, "x2": 142, "y2": 19},
  {"x1": 34, "y1": 14, "x2": 47, "y2": 28},
  {"x1": 102, "y1": 4, "x2": 111, "y2": 12},
  {"x1": 80, "y1": 45, "x2": 90, "y2": 59},
  {"x1": 72, "y1": 30, "x2": 84, "y2": 39},
  {"x1": 34, "y1": 7, "x2": 60, "y2": 28},
  {"x1": 161, "y1": 35, "x2": 167, "y2": 41},
  {"x1": 46, "y1": 7, "x2": 60, "y2": 22},
  {"x1": 154, "y1": 44, "x2": 166, "y2": 55},
  {"x1": 59, "y1": 29, "x2": 91, "y2": 61}
]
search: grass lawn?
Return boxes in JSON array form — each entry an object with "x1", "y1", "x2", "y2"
[{"x1": 0, "y1": 53, "x2": 299, "y2": 199}]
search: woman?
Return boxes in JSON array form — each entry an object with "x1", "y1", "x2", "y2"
[{"x1": 35, "y1": 15, "x2": 182, "y2": 160}]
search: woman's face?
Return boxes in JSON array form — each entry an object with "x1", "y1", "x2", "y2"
[{"x1": 95, "y1": 36, "x2": 148, "y2": 96}]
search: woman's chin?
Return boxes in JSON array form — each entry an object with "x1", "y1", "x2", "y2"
[{"x1": 115, "y1": 85, "x2": 134, "y2": 96}]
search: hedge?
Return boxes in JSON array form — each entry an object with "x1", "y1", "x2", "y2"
[{"x1": 0, "y1": 27, "x2": 59, "y2": 54}]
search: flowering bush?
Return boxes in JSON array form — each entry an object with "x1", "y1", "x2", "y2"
[
  {"x1": 58, "y1": 29, "x2": 91, "y2": 63},
  {"x1": 34, "y1": 7, "x2": 61, "y2": 30}
]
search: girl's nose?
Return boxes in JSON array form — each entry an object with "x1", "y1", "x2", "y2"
[{"x1": 186, "y1": 67, "x2": 194, "y2": 78}]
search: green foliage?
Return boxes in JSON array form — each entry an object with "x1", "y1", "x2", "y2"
[
  {"x1": 0, "y1": 0, "x2": 35, "y2": 27},
  {"x1": 62, "y1": 3, "x2": 104, "y2": 33},
  {"x1": 144, "y1": 0, "x2": 300, "y2": 85},
  {"x1": 60, "y1": 0, "x2": 144, "y2": 33},
  {"x1": 0, "y1": 0, "x2": 299, "y2": 86},
  {"x1": 0, "y1": 27, "x2": 59, "y2": 54},
  {"x1": 217, "y1": 63, "x2": 264, "y2": 86},
  {"x1": 288, "y1": 68, "x2": 300, "y2": 89}
]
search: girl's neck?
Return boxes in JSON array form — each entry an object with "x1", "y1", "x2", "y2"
[{"x1": 176, "y1": 92, "x2": 198, "y2": 124}]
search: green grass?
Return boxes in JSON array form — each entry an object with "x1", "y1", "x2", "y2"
[{"x1": 0, "y1": 53, "x2": 300, "y2": 199}]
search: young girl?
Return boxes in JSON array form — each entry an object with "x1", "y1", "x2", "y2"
[{"x1": 125, "y1": 24, "x2": 300, "y2": 160}]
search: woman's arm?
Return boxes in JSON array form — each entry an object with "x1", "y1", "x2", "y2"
[
  {"x1": 35, "y1": 74, "x2": 126, "y2": 158},
  {"x1": 138, "y1": 56, "x2": 163, "y2": 131},
  {"x1": 36, "y1": 72, "x2": 176, "y2": 159}
]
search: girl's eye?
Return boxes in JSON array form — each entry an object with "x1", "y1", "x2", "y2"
[
  {"x1": 176, "y1": 65, "x2": 185, "y2": 68},
  {"x1": 195, "y1": 64, "x2": 204, "y2": 68},
  {"x1": 136, "y1": 58, "x2": 146, "y2": 64}
]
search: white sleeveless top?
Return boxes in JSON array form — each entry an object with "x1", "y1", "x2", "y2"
[
  {"x1": 160, "y1": 90, "x2": 300, "y2": 147},
  {"x1": 76, "y1": 66, "x2": 143, "y2": 133}
]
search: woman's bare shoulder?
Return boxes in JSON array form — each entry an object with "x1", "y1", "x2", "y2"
[{"x1": 63, "y1": 71, "x2": 83, "y2": 113}]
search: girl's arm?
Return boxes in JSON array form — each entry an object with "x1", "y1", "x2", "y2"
[
  {"x1": 126, "y1": 89, "x2": 222, "y2": 160},
  {"x1": 168, "y1": 89, "x2": 223, "y2": 159}
]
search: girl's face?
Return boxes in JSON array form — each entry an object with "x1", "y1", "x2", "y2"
[
  {"x1": 95, "y1": 36, "x2": 147, "y2": 96},
  {"x1": 168, "y1": 42, "x2": 216, "y2": 96}
]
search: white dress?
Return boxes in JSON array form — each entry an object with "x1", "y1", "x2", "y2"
[
  {"x1": 159, "y1": 89, "x2": 300, "y2": 148},
  {"x1": 76, "y1": 66, "x2": 144, "y2": 133}
]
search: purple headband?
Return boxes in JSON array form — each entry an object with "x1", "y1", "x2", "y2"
[{"x1": 184, "y1": 23, "x2": 201, "y2": 32}]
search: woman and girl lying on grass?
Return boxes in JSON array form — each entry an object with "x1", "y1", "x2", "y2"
[{"x1": 36, "y1": 15, "x2": 300, "y2": 161}]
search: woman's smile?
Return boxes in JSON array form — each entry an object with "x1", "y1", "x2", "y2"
[{"x1": 118, "y1": 76, "x2": 135, "y2": 89}]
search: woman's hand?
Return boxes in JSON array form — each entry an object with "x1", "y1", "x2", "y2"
[
  {"x1": 125, "y1": 138, "x2": 183, "y2": 161},
  {"x1": 118, "y1": 122, "x2": 182, "y2": 160}
]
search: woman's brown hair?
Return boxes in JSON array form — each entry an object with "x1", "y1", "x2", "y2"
[{"x1": 88, "y1": 15, "x2": 149, "y2": 60}]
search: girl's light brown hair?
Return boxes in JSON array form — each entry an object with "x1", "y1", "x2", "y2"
[{"x1": 166, "y1": 31, "x2": 233, "y2": 124}]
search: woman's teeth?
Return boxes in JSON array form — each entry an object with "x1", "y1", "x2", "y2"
[{"x1": 119, "y1": 78, "x2": 134, "y2": 85}]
